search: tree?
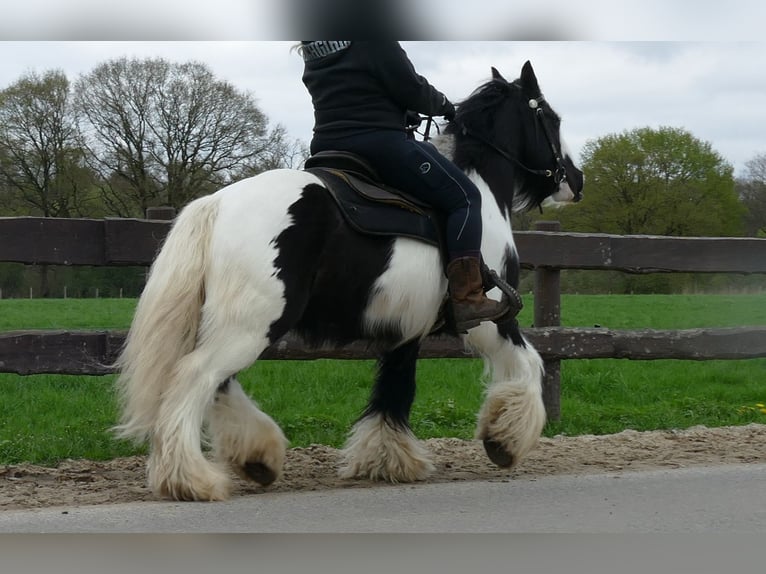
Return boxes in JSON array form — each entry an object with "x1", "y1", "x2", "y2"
[
  {"x1": 74, "y1": 57, "x2": 298, "y2": 216},
  {"x1": 0, "y1": 70, "x2": 100, "y2": 297},
  {"x1": 0, "y1": 70, "x2": 95, "y2": 217},
  {"x1": 538, "y1": 126, "x2": 748, "y2": 294},
  {"x1": 553, "y1": 126, "x2": 744, "y2": 238},
  {"x1": 235, "y1": 123, "x2": 310, "y2": 178},
  {"x1": 737, "y1": 153, "x2": 766, "y2": 237}
]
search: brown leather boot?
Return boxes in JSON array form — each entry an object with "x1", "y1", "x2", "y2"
[{"x1": 447, "y1": 257, "x2": 511, "y2": 332}]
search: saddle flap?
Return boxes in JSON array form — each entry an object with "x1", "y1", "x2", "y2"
[
  {"x1": 305, "y1": 166, "x2": 442, "y2": 247},
  {"x1": 339, "y1": 171, "x2": 432, "y2": 212},
  {"x1": 304, "y1": 151, "x2": 432, "y2": 210}
]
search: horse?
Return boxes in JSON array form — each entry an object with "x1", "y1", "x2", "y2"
[{"x1": 113, "y1": 60, "x2": 584, "y2": 501}]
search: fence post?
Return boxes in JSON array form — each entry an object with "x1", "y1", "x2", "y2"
[{"x1": 533, "y1": 220, "x2": 562, "y2": 421}]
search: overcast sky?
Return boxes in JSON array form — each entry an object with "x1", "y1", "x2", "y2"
[
  {"x1": 1, "y1": 41, "x2": 763, "y2": 177},
  {"x1": 0, "y1": 2, "x2": 764, "y2": 177}
]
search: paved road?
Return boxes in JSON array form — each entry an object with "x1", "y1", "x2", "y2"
[{"x1": 2, "y1": 463, "x2": 765, "y2": 533}]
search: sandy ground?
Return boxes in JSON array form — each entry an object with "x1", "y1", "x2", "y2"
[{"x1": 2, "y1": 423, "x2": 764, "y2": 510}]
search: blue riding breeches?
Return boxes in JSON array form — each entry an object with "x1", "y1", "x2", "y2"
[{"x1": 310, "y1": 130, "x2": 483, "y2": 261}]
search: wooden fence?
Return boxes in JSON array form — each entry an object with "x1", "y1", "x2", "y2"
[{"x1": 2, "y1": 212, "x2": 766, "y2": 420}]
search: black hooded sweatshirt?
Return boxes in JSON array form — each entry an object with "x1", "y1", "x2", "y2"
[{"x1": 300, "y1": 41, "x2": 454, "y2": 138}]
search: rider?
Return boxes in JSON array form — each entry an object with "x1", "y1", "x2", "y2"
[{"x1": 299, "y1": 41, "x2": 510, "y2": 332}]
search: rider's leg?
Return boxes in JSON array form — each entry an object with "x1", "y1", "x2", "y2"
[{"x1": 312, "y1": 131, "x2": 510, "y2": 331}]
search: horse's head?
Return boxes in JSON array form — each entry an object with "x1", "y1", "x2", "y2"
[{"x1": 448, "y1": 60, "x2": 584, "y2": 213}]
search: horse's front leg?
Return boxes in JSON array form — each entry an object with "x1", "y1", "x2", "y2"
[
  {"x1": 466, "y1": 317, "x2": 547, "y2": 469},
  {"x1": 339, "y1": 339, "x2": 435, "y2": 482}
]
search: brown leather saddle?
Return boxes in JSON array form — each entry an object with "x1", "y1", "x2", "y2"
[{"x1": 304, "y1": 150, "x2": 443, "y2": 247}]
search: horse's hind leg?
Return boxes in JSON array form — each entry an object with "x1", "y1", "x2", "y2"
[
  {"x1": 148, "y1": 329, "x2": 271, "y2": 501},
  {"x1": 207, "y1": 375, "x2": 287, "y2": 487},
  {"x1": 340, "y1": 339, "x2": 435, "y2": 482}
]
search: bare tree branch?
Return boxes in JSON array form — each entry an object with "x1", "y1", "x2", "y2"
[
  {"x1": 74, "y1": 57, "x2": 299, "y2": 215},
  {"x1": 737, "y1": 153, "x2": 766, "y2": 236},
  {"x1": 0, "y1": 70, "x2": 95, "y2": 218}
]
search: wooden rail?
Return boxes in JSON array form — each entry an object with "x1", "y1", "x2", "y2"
[
  {"x1": 3, "y1": 216, "x2": 766, "y2": 272},
  {"x1": 2, "y1": 327, "x2": 765, "y2": 376},
  {"x1": 1, "y1": 213, "x2": 765, "y2": 421}
]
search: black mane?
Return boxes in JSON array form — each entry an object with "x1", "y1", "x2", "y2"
[{"x1": 454, "y1": 78, "x2": 515, "y2": 122}]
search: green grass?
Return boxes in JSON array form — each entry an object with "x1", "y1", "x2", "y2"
[
  {"x1": 1, "y1": 295, "x2": 765, "y2": 465},
  {"x1": 0, "y1": 375, "x2": 126, "y2": 463},
  {"x1": 549, "y1": 358, "x2": 766, "y2": 436},
  {"x1": 0, "y1": 298, "x2": 136, "y2": 330},
  {"x1": 2, "y1": 293, "x2": 765, "y2": 330},
  {"x1": 558, "y1": 294, "x2": 766, "y2": 329}
]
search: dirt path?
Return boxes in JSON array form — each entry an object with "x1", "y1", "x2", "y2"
[{"x1": 2, "y1": 423, "x2": 764, "y2": 511}]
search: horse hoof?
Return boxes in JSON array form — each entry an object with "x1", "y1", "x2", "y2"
[
  {"x1": 243, "y1": 461, "x2": 278, "y2": 486},
  {"x1": 483, "y1": 439, "x2": 514, "y2": 468}
]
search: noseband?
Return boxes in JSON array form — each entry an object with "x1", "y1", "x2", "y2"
[{"x1": 458, "y1": 95, "x2": 568, "y2": 185}]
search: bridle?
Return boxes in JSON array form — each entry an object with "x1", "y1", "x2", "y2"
[{"x1": 455, "y1": 95, "x2": 568, "y2": 186}]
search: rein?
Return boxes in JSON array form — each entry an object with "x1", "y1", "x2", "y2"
[
  {"x1": 421, "y1": 116, "x2": 439, "y2": 141},
  {"x1": 422, "y1": 95, "x2": 568, "y2": 186},
  {"x1": 459, "y1": 123, "x2": 559, "y2": 181}
]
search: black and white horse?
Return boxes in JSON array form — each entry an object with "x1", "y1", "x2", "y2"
[{"x1": 114, "y1": 61, "x2": 584, "y2": 501}]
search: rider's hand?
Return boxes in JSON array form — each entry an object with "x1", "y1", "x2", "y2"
[
  {"x1": 442, "y1": 100, "x2": 456, "y2": 122},
  {"x1": 405, "y1": 110, "x2": 422, "y2": 127}
]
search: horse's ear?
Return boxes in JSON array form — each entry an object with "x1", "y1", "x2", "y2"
[
  {"x1": 520, "y1": 60, "x2": 540, "y2": 95},
  {"x1": 491, "y1": 67, "x2": 508, "y2": 83}
]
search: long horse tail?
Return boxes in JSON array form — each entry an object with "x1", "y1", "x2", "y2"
[{"x1": 113, "y1": 194, "x2": 220, "y2": 443}]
